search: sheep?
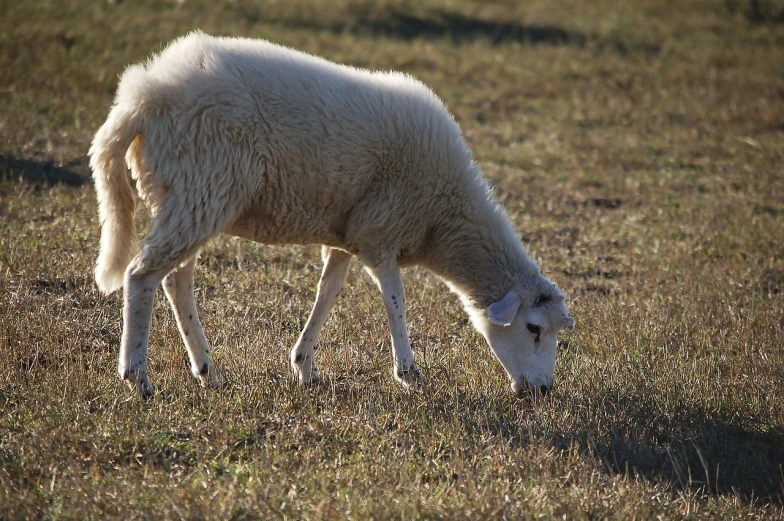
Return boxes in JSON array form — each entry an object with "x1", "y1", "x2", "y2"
[{"x1": 89, "y1": 31, "x2": 575, "y2": 399}]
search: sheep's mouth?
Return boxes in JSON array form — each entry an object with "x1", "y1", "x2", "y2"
[{"x1": 511, "y1": 378, "x2": 552, "y2": 399}]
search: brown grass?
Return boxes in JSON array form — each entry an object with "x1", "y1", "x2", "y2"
[{"x1": 1, "y1": 0, "x2": 783, "y2": 518}]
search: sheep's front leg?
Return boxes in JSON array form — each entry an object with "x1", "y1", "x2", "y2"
[
  {"x1": 366, "y1": 259, "x2": 425, "y2": 388},
  {"x1": 162, "y1": 257, "x2": 224, "y2": 389},
  {"x1": 291, "y1": 247, "x2": 352, "y2": 384},
  {"x1": 119, "y1": 266, "x2": 167, "y2": 398}
]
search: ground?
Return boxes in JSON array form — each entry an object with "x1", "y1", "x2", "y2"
[{"x1": 1, "y1": 0, "x2": 783, "y2": 519}]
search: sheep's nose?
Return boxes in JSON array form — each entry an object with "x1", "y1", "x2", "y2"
[{"x1": 511, "y1": 380, "x2": 552, "y2": 399}]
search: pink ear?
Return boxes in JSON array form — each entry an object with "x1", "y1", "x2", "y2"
[
  {"x1": 563, "y1": 315, "x2": 576, "y2": 330},
  {"x1": 487, "y1": 291, "x2": 521, "y2": 326}
]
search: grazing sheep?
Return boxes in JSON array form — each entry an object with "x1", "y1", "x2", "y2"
[{"x1": 89, "y1": 31, "x2": 574, "y2": 399}]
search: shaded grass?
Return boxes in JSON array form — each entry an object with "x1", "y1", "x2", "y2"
[{"x1": 1, "y1": 0, "x2": 783, "y2": 518}]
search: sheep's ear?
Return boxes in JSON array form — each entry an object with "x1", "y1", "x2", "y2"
[
  {"x1": 487, "y1": 291, "x2": 521, "y2": 326},
  {"x1": 563, "y1": 315, "x2": 576, "y2": 330}
]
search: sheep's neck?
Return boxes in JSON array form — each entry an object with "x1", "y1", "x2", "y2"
[{"x1": 421, "y1": 203, "x2": 538, "y2": 310}]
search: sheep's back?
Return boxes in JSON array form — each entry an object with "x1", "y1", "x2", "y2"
[{"x1": 121, "y1": 32, "x2": 477, "y2": 254}]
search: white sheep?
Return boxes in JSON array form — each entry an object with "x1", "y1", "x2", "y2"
[{"x1": 89, "y1": 31, "x2": 574, "y2": 399}]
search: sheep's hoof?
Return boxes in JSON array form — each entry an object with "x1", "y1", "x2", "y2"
[
  {"x1": 292, "y1": 356, "x2": 322, "y2": 386},
  {"x1": 300, "y1": 371, "x2": 323, "y2": 387},
  {"x1": 196, "y1": 363, "x2": 226, "y2": 389},
  {"x1": 122, "y1": 369, "x2": 155, "y2": 399},
  {"x1": 394, "y1": 364, "x2": 426, "y2": 389}
]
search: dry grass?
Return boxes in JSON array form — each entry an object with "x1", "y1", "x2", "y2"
[{"x1": 1, "y1": 0, "x2": 783, "y2": 518}]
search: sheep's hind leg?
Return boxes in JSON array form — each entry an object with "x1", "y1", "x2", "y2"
[
  {"x1": 119, "y1": 213, "x2": 221, "y2": 398},
  {"x1": 365, "y1": 259, "x2": 425, "y2": 389},
  {"x1": 291, "y1": 247, "x2": 351, "y2": 385},
  {"x1": 162, "y1": 256, "x2": 224, "y2": 389},
  {"x1": 119, "y1": 262, "x2": 168, "y2": 399}
]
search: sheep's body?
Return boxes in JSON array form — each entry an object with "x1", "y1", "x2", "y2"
[
  {"x1": 100, "y1": 32, "x2": 475, "y2": 280},
  {"x1": 90, "y1": 32, "x2": 573, "y2": 398}
]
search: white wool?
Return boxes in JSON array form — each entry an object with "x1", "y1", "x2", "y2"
[{"x1": 90, "y1": 31, "x2": 573, "y2": 396}]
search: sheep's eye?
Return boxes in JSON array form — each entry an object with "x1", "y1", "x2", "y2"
[
  {"x1": 526, "y1": 323, "x2": 541, "y2": 342},
  {"x1": 533, "y1": 294, "x2": 551, "y2": 307}
]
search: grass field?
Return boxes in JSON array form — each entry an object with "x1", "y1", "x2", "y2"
[{"x1": 2, "y1": 0, "x2": 783, "y2": 518}]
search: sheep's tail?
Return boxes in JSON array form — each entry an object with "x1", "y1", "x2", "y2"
[{"x1": 88, "y1": 103, "x2": 143, "y2": 294}]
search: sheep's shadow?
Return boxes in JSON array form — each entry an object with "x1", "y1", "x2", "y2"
[
  {"x1": 274, "y1": 8, "x2": 588, "y2": 47},
  {"x1": 0, "y1": 155, "x2": 88, "y2": 187},
  {"x1": 453, "y1": 391, "x2": 784, "y2": 506},
  {"x1": 300, "y1": 377, "x2": 783, "y2": 505}
]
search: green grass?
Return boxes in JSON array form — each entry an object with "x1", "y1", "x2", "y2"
[{"x1": 1, "y1": 0, "x2": 783, "y2": 518}]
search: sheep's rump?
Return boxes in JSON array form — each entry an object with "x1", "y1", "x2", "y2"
[{"x1": 117, "y1": 31, "x2": 475, "y2": 255}]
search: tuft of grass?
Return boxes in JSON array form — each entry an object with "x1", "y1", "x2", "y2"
[{"x1": 1, "y1": 0, "x2": 783, "y2": 519}]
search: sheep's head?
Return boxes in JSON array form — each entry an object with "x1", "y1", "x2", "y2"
[{"x1": 473, "y1": 276, "x2": 574, "y2": 399}]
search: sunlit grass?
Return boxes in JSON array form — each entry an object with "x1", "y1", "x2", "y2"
[{"x1": 1, "y1": 0, "x2": 783, "y2": 519}]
